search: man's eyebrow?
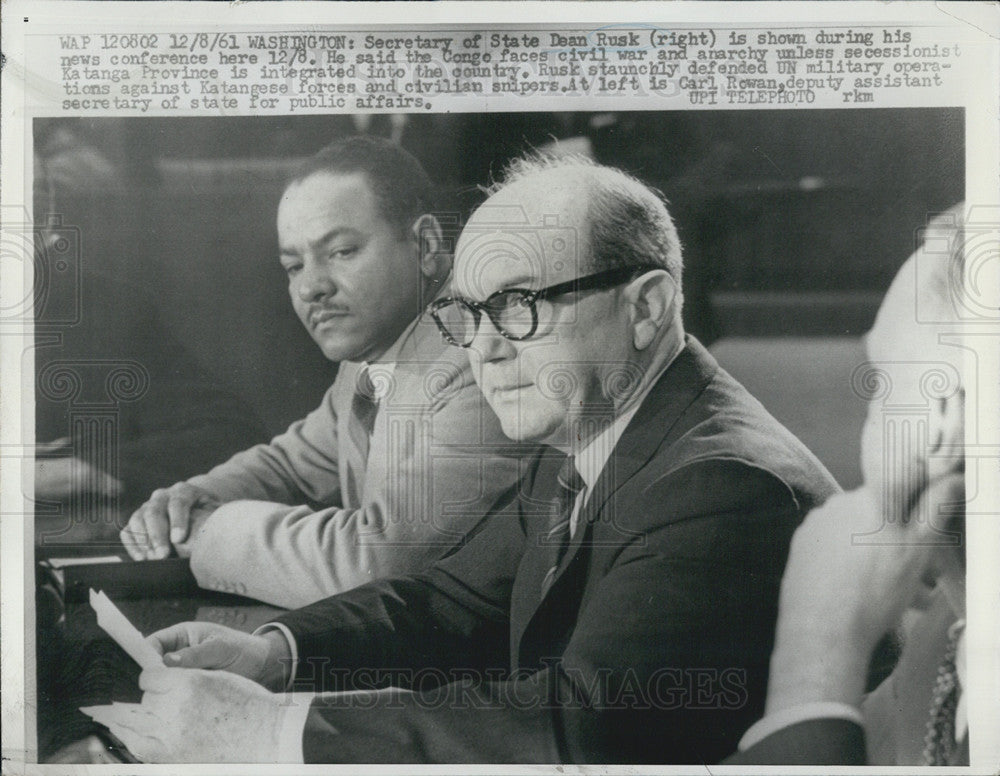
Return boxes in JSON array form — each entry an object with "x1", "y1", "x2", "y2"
[
  {"x1": 502, "y1": 275, "x2": 536, "y2": 288},
  {"x1": 310, "y1": 227, "x2": 358, "y2": 247},
  {"x1": 463, "y1": 275, "x2": 537, "y2": 301},
  {"x1": 279, "y1": 227, "x2": 358, "y2": 254}
]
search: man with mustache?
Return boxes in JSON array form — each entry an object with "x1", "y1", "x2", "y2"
[
  {"x1": 102, "y1": 155, "x2": 838, "y2": 763},
  {"x1": 120, "y1": 136, "x2": 523, "y2": 609}
]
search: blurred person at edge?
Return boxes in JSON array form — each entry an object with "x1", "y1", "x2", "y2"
[{"x1": 729, "y1": 204, "x2": 969, "y2": 766}]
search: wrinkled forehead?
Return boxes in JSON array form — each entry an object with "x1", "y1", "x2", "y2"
[{"x1": 454, "y1": 181, "x2": 587, "y2": 300}]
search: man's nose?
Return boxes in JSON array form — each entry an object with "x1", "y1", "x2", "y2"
[
  {"x1": 470, "y1": 316, "x2": 517, "y2": 363},
  {"x1": 297, "y1": 261, "x2": 337, "y2": 303}
]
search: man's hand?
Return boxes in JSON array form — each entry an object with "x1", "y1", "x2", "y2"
[
  {"x1": 766, "y1": 474, "x2": 964, "y2": 713},
  {"x1": 146, "y1": 621, "x2": 292, "y2": 692},
  {"x1": 95, "y1": 668, "x2": 295, "y2": 762},
  {"x1": 121, "y1": 482, "x2": 221, "y2": 560},
  {"x1": 170, "y1": 503, "x2": 217, "y2": 559}
]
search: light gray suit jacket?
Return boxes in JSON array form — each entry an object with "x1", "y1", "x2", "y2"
[{"x1": 187, "y1": 315, "x2": 526, "y2": 608}]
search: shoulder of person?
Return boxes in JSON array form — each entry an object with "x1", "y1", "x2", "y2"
[{"x1": 673, "y1": 363, "x2": 840, "y2": 507}]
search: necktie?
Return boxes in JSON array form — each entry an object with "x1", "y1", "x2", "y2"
[
  {"x1": 347, "y1": 366, "x2": 379, "y2": 467},
  {"x1": 922, "y1": 623, "x2": 963, "y2": 765},
  {"x1": 539, "y1": 455, "x2": 585, "y2": 598}
]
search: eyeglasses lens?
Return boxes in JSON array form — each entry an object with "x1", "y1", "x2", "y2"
[
  {"x1": 435, "y1": 301, "x2": 478, "y2": 346},
  {"x1": 490, "y1": 292, "x2": 535, "y2": 339}
]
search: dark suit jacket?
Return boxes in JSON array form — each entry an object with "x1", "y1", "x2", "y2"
[
  {"x1": 731, "y1": 588, "x2": 967, "y2": 766},
  {"x1": 274, "y1": 336, "x2": 839, "y2": 763}
]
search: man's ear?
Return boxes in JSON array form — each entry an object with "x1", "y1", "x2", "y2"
[
  {"x1": 411, "y1": 214, "x2": 449, "y2": 280},
  {"x1": 623, "y1": 270, "x2": 677, "y2": 350}
]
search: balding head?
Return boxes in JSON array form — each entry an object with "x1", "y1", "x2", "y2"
[
  {"x1": 865, "y1": 206, "x2": 967, "y2": 406},
  {"x1": 868, "y1": 209, "x2": 966, "y2": 370},
  {"x1": 446, "y1": 155, "x2": 685, "y2": 449},
  {"x1": 480, "y1": 155, "x2": 684, "y2": 293},
  {"x1": 860, "y1": 204, "x2": 967, "y2": 529}
]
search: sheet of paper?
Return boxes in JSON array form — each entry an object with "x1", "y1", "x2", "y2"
[
  {"x1": 47, "y1": 556, "x2": 123, "y2": 569},
  {"x1": 89, "y1": 589, "x2": 163, "y2": 671},
  {"x1": 80, "y1": 703, "x2": 146, "y2": 724}
]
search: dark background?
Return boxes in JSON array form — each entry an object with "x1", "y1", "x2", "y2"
[{"x1": 32, "y1": 110, "x2": 964, "y2": 490}]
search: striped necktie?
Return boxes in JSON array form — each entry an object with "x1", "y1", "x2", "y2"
[
  {"x1": 347, "y1": 366, "x2": 379, "y2": 467},
  {"x1": 540, "y1": 455, "x2": 585, "y2": 599},
  {"x1": 922, "y1": 623, "x2": 963, "y2": 765}
]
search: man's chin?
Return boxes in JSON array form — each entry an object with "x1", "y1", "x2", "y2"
[
  {"x1": 319, "y1": 344, "x2": 364, "y2": 363},
  {"x1": 312, "y1": 332, "x2": 365, "y2": 363},
  {"x1": 496, "y1": 413, "x2": 561, "y2": 445}
]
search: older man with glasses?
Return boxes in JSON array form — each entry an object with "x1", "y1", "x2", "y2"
[{"x1": 96, "y1": 155, "x2": 839, "y2": 764}]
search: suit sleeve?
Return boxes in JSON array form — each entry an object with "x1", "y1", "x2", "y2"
[
  {"x1": 724, "y1": 719, "x2": 867, "y2": 765},
  {"x1": 278, "y1": 459, "x2": 808, "y2": 763},
  {"x1": 189, "y1": 367, "x2": 527, "y2": 608}
]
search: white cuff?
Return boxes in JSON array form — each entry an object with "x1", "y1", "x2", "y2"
[
  {"x1": 275, "y1": 693, "x2": 315, "y2": 763},
  {"x1": 254, "y1": 622, "x2": 299, "y2": 690},
  {"x1": 738, "y1": 702, "x2": 865, "y2": 751}
]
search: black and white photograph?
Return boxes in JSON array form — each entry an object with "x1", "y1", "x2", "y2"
[
  {"x1": 2, "y1": 3, "x2": 998, "y2": 771},
  {"x1": 26, "y1": 107, "x2": 970, "y2": 764}
]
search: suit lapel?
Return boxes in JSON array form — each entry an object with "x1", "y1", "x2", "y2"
[
  {"x1": 509, "y1": 451, "x2": 566, "y2": 658},
  {"x1": 334, "y1": 360, "x2": 367, "y2": 507},
  {"x1": 354, "y1": 315, "x2": 454, "y2": 503},
  {"x1": 383, "y1": 312, "x2": 460, "y2": 406},
  {"x1": 338, "y1": 279, "x2": 467, "y2": 505}
]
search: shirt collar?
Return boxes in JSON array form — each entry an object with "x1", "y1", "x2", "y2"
[{"x1": 574, "y1": 400, "x2": 643, "y2": 491}]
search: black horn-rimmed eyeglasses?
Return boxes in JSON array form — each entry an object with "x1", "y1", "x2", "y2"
[{"x1": 430, "y1": 265, "x2": 661, "y2": 348}]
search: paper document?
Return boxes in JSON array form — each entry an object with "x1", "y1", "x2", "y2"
[
  {"x1": 47, "y1": 556, "x2": 123, "y2": 569},
  {"x1": 89, "y1": 589, "x2": 163, "y2": 671},
  {"x1": 80, "y1": 702, "x2": 147, "y2": 725}
]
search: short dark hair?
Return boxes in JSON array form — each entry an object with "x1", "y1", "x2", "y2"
[
  {"x1": 490, "y1": 154, "x2": 684, "y2": 290},
  {"x1": 287, "y1": 136, "x2": 436, "y2": 234}
]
